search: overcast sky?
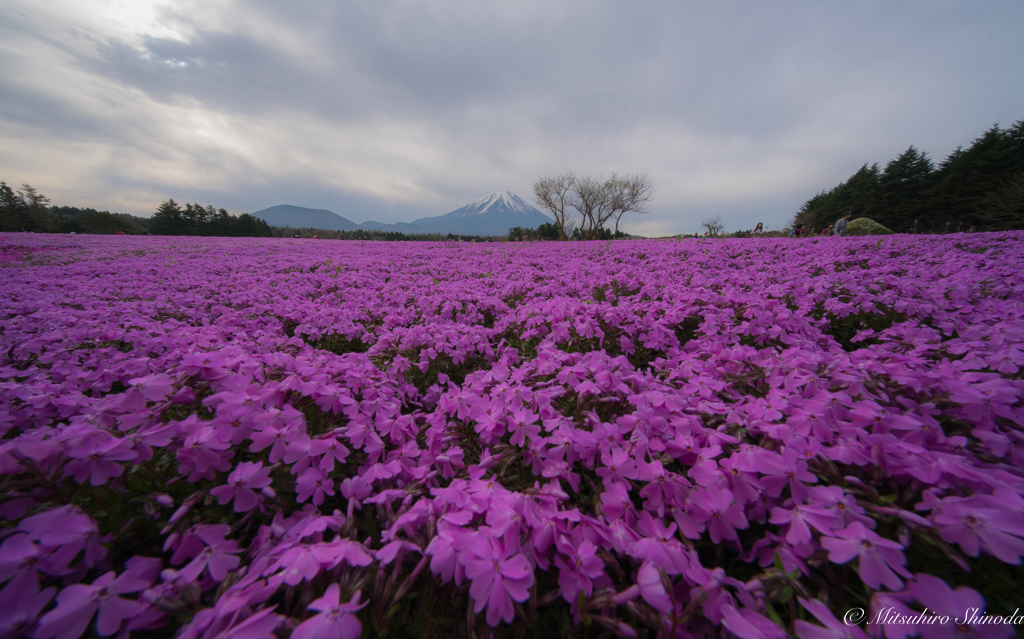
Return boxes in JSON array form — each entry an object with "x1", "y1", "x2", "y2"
[{"x1": 1, "y1": 1, "x2": 1022, "y2": 235}]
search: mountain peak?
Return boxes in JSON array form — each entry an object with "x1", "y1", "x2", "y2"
[
  {"x1": 409, "y1": 190, "x2": 552, "y2": 234},
  {"x1": 454, "y1": 190, "x2": 536, "y2": 217}
]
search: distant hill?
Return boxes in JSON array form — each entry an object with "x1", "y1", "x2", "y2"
[
  {"x1": 252, "y1": 191, "x2": 551, "y2": 236},
  {"x1": 411, "y1": 191, "x2": 552, "y2": 236},
  {"x1": 251, "y1": 204, "x2": 359, "y2": 231}
]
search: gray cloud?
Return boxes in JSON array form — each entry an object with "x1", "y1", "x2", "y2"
[{"x1": 1, "y1": 0, "x2": 1022, "y2": 234}]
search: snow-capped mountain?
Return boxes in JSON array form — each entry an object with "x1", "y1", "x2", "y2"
[
  {"x1": 436, "y1": 191, "x2": 541, "y2": 218},
  {"x1": 251, "y1": 190, "x2": 551, "y2": 236},
  {"x1": 411, "y1": 191, "x2": 552, "y2": 235}
]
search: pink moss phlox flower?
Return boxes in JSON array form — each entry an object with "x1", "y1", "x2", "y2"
[
  {"x1": 821, "y1": 522, "x2": 911, "y2": 591},
  {"x1": 0, "y1": 533, "x2": 45, "y2": 582},
  {"x1": 176, "y1": 416, "x2": 233, "y2": 481},
  {"x1": 307, "y1": 436, "x2": 350, "y2": 472},
  {"x1": 689, "y1": 486, "x2": 749, "y2": 545},
  {"x1": 507, "y1": 406, "x2": 540, "y2": 448},
  {"x1": 720, "y1": 604, "x2": 789, "y2": 639},
  {"x1": 688, "y1": 443, "x2": 724, "y2": 486},
  {"x1": 178, "y1": 524, "x2": 242, "y2": 583},
  {"x1": 35, "y1": 570, "x2": 150, "y2": 639},
  {"x1": 908, "y1": 573, "x2": 1013, "y2": 639},
  {"x1": 867, "y1": 591, "x2": 919, "y2": 639},
  {"x1": 635, "y1": 561, "x2": 673, "y2": 613},
  {"x1": 312, "y1": 538, "x2": 374, "y2": 571},
  {"x1": 756, "y1": 447, "x2": 817, "y2": 501},
  {"x1": 795, "y1": 597, "x2": 871, "y2": 639},
  {"x1": 600, "y1": 477, "x2": 633, "y2": 522},
  {"x1": 595, "y1": 446, "x2": 639, "y2": 483},
  {"x1": 19, "y1": 505, "x2": 107, "y2": 569},
  {"x1": 523, "y1": 500, "x2": 577, "y2": 569},
  {"x1": 553, "y1": 535, "x2": 605, "y2": 601},
  {"x1": 249, "y1": 404, "x2": 306, "y2": 461},
  {"x1": 631, "y1": 511, "x2": 692, "y2": 573},
  {"x1": 636, "y1": 458, "x2": 678, "y2": 515},
  {"x1": 468, "y1": 395, "x2": 506, "y2": 438},
  {"x1": 127, "y1": 372, "x2": 176, "y2": 402},
  {"x1": 807, "y1": 485, "x2": 873, "y2": 529},
  {"x1": 463, "y1": 532, "x2": 534, "y2": 627},
  {"x1": 186, "y1": 557, "x2": 279, "y2": 627},
  {"x1": 0, "y1": 570, "x2": 56, "y2": 638},
  {"x1": 295, "y1": 467, "x2": 335, "y2": 506},
  {"x1": 339, "y1": 474, "x2": 374, "y2": 513},
  {"x1": 769, "y1": 499, "x2": 841, "y2": 545},
  {"x1": 426, "y1": 517, "x2": 475, "y2": 584},
  {"x1": 65, "y1": 431, "x2": 136, "y2": 485},
  {"x1": 210, "y1": 461, "x2": 273, "y2": 512},
  {"x1": 688, "y1": 566, "x2": 744, "y2": 624},
  {"x1": 293, "y1": 585, "x2": 365, "y2": 639},
  {"x1": 387, "y1": 499, "x2": 437, "y2": 541},
  {"x1": 178, "y1": 350, "x2": 232, "y2": 380},
  {"x1": 270, "y1": 544, "x2": 322, "y2": 586},
  {"x1": 718, "y1": 452, "x2": 763, "y2": 505},
  {"x1": 485, "y1": 496, "x2": 527, "y2": 540},
  {"x1": 375, "y1": 539, "x2": 421, "y2": 565},
  {"x1": 785, "y1": 406, "x2": 838, "y2": 442},
  {"x1": 181, "y1": 604, "x2": 281, "y2": 639},
  {"x1": 248, "y1": 422, "x2": 291, "y2": 462},
  {"x1": 925, "y1": 493, "x2": 1024, "y2": 564},
  {"x1": 745, "y1": 532, "x2": 810, "y2": 576}
]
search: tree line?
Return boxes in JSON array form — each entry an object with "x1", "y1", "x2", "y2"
[
  {"x1": 0, "y1": 186, "x2": 275, "y2": 237},
  {"x1": 795, "y1": 120, "x2": 1024, "y2": 234},
  {"x1": 149, "y1": 199, "x2": 273, "y2": 236}
]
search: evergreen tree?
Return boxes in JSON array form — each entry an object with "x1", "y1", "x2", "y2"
[
  {"x1": 18, "y1": 183, "x2": 55, "y2": 232},
  {"x1": 0, "y1": 182, "x2": 55, "y2": 232},
  {"x1": 796, "y1": 164, "x2": 880, "y2": 232},
  {"x1": 875, "y1": 146, "x2": 934, "y2": 232},
  {"x1": 150, "y1": 199, "x2": 186, "y2": 235},
  {"x1": 0, "y1": 181, "x2": 27, "y2": 231},
  {"x1": 923, "y1": 123, "x2": 1024, "y2": 231},
  {"x1": 796, "y1": 119, "x2": 1024, "y2": 233},
  {"x1": 976, "y1": 170, "x2": 1024, "y2": 230}
]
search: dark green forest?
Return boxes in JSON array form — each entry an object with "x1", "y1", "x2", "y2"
[
  {"x1": 795, "y1": 120, "x2": 1024, "y2": 233},
  {"x1": 0, "y1": 186, "x2": 273, "y2": 237},
  {"x1": 148, "y1": 199, "x2": 273, "y2": 237}
]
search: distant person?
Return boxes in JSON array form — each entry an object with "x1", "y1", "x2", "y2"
[
  {"x1": 820, "y1": 226, "x2": 834, "y2": 236},
  {"x1": 789, "y1": 224, "x2": 806, "y2": 238},
  {"x1": 753, "y1": 222, "x2": 764, "y2": 237},
  {"x1": 833, "y1": 212, "x2": 853, "y2": 236}
]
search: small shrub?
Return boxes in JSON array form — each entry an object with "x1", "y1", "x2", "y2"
[{"x1": 847, "y1": 217, "x2": 894, "y2": 236}]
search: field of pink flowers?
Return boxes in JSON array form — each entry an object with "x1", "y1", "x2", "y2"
[{"x1": 2, "y1": 232, "x2": 1023, "y2": 639}]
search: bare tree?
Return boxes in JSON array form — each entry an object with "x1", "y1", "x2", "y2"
[
  {"x1": 533, "y1": 171, "x2": 654, "y2": 240},
  {"x1": 607, "y1": 172, "x2": 654, "y2": 235},
  {"x1": 701, "y1": 214, "x2": 724, "y2": 237},
  {"x1": 574, "y1": 175, "x2": 614, "y2": 239},
  {"x1": 533, "y1": 172, "x2": 577, "y2": 240}
]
